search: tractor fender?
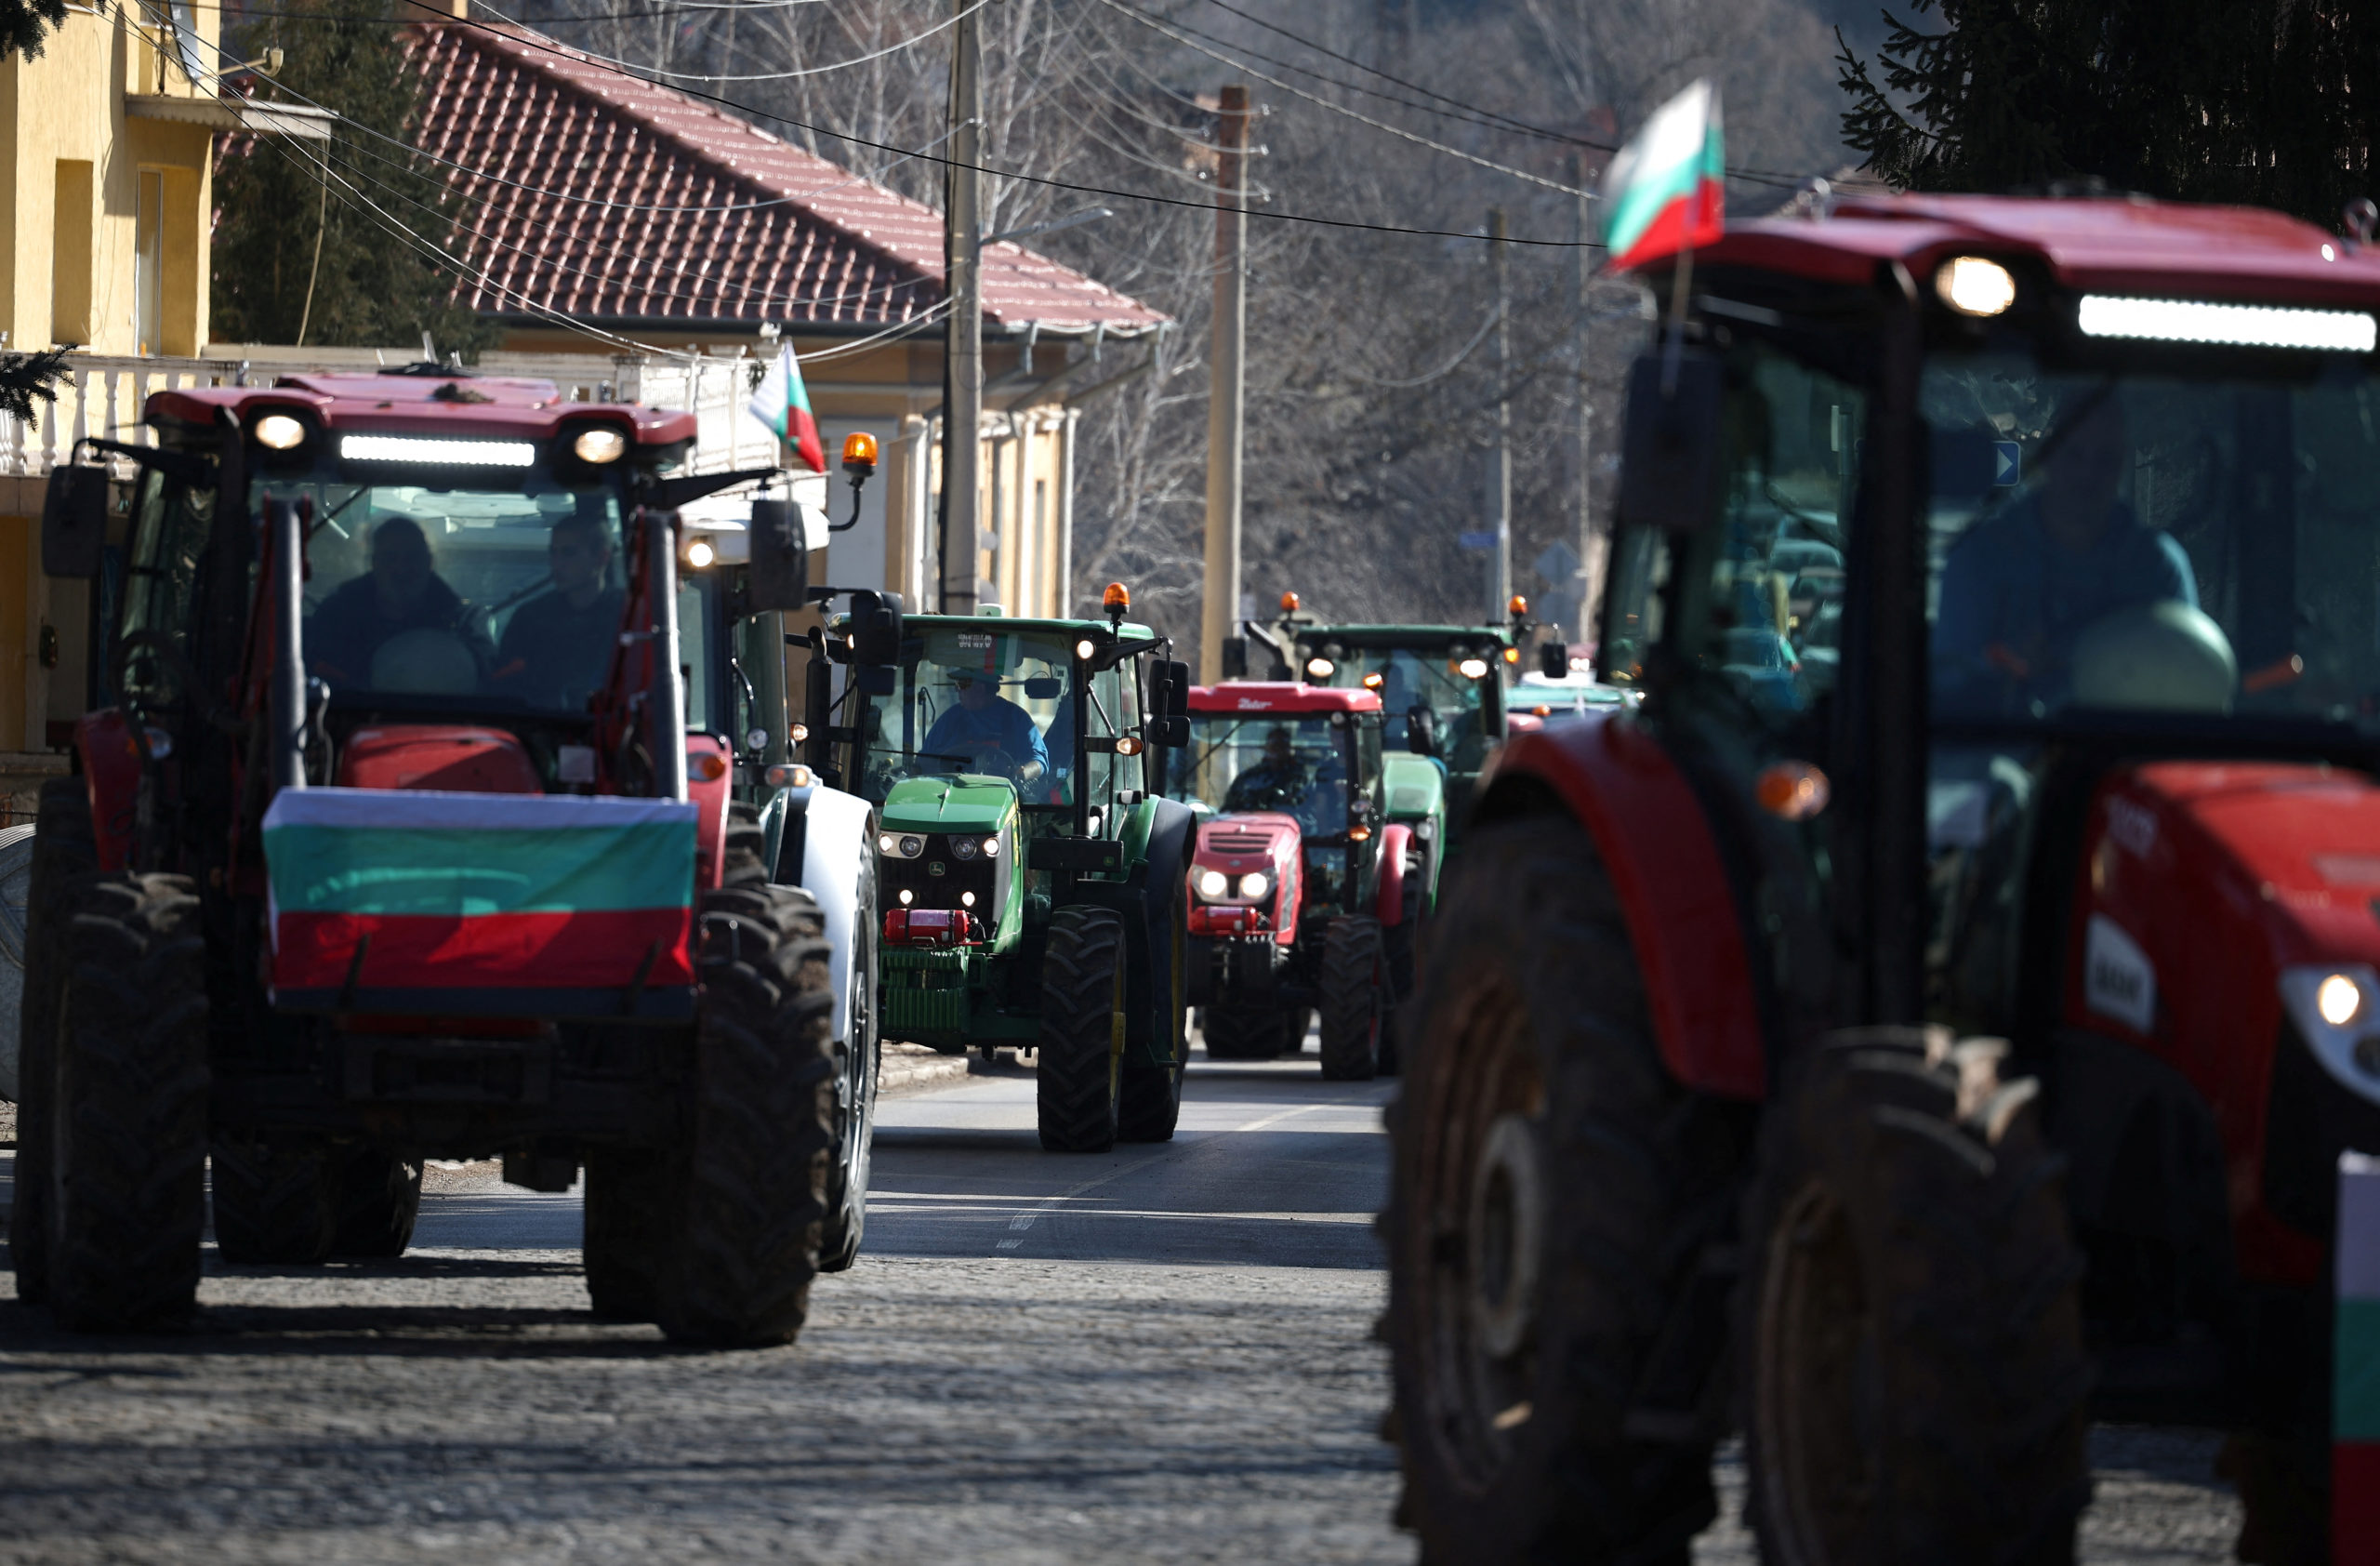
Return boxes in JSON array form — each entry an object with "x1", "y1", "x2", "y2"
[
  {"x1": 1374, "y1": 822, "x2": 1412, "y2": 926},
  {"x1": 781, "y1": 781, "x2": 875, "y2": 1051},
  {"x1": 1480, "y1": 712, "x2": 1765, "y2": 1099},
  {"x1": 1080, "y1": 796, "x2": 1197, "y2": 1067},
  {"x1": 687, "y1": 734, "x2": 733, "y2": 891},
  {"x1": 76, "y1": 710, "x2": 141, "y2": 872}
]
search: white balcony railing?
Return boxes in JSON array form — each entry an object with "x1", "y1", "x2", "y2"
[{"x1": 2, "y1": 345, "x2": 787, "y2": 480}]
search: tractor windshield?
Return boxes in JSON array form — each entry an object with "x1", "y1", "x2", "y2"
[
  {"x1": 1338, "y1": 650, "x2": 1496, "y2": 771},
  {"x1": 251, "y1": 475, "x2": 678, "y2": 718},
  {"x1": 1162, "y1": 712, "x2": 1356, "y2": 838},
  {"x1": 854, "y1": 626, "x2": 1115, "y2": 806},
  {"x1": 1923, "y1": 351, "x2": 2380, "y2": 732}
]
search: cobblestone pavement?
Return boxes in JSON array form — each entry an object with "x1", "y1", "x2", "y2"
[{"x1": 0, "y1": 1051, "x2": 2245, "y2": 1564}]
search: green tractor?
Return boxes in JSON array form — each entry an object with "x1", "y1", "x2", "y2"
[
  {"x1": 805, "y1": 584, "x2": 1197, "y2": 1153},
  {"x1": 1261, "y1": 593, "x2": 1527, "y2": 876}
]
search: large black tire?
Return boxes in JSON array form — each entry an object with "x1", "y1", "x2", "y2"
[
  {"x1": 1381, "y1": 889, "x2": 1420, "y2": 1078},
  {"x1": 1739, "y1": 1029, "x2": 2090, "y2": 1565},
  {"x1": 1319, "y1": 914, "x2": 1387, "y2": 1082},
  {"x1": 584, "y1": 1145, "x2": 674, "y2": 1321},
  {"x1": 818, "y1": 861, "x2": 880, "y2": 1273},
  {"x1": 12, "y1": 776, "x2": 96, "y2": 1305},
  {"x1": 1119, "y1": 874, "x2": 1189, "y2": 1144},
  {"x1": 1385, "y1": 819, "x2": 1744, "y2": 1563},
  {"x1": 331, "y1": 1148, "x2": 424, "y2": 1258},
  {"x1": 1036, "y1": 905, "x2": 1127, "y2": 1153},
  {"x1": 657, "y1": 879, "x2": 837, "y2": 1347},
  {"x1": 1201, "y1": 1004, "x2": 1287, "y2": 1060},
  {"x1": 209, "y1": 1135, "x2": 337, "y2": 1264},
  {"x1": 47, "y1": 873, "x2": 210, "y2": 1332}
]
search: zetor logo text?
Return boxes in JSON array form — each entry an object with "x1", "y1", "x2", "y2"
[{"x1": 1236, "y1": 697, "x2": 1272, "y2": 710}]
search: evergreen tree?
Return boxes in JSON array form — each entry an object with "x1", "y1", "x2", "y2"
[
  {"x1": 0, "y1": 0, "x2": 66, "y2": 61},
  {"x1": 1837, "y1": 0, "x2": 2379, "y2": 228},
  {"x1": 211, "y1": 0, "x2": 494, "y2": 354}
]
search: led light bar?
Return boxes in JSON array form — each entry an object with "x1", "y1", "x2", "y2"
[
  {"x1": 2077, "y1": 294, "x2": 2377, "y2": 353},
  {"x1": 339, "y1": 433, "x2": 537, "y2": 466}
]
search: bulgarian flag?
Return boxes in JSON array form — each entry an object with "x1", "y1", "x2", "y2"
[
  {"x1": 748, "y1": 339, "x2": 827, "y2": 474},
  {"x1": 1599, "y1": 79, "x2": 1726, "y2": 273},
  {"x1": 262, "y1": 788, "x2": 699, "y2": 1017}
]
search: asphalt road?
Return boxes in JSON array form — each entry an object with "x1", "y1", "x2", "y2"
[{"x1": 0, "y1": 1040, "x2": 2245, "y2": 1564}]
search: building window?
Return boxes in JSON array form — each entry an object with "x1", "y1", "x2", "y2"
[
  {"x1": 51, "y1": 161, "x2": 93, "y2": 347},
  {"x1": 135, "y1": 169, "x2": 165, "y2": 355}
]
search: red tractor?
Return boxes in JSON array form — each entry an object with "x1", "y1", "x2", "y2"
[
  {"x1": 1162, "y1": 682, "x2": 1413, "y2": 1078},
  {"x1": 12, "y1": 367, "x2": 856, "y2": 1347},
  {"x1": 1387, "y1": 193, "x2": 2380, "y2": 1563}
]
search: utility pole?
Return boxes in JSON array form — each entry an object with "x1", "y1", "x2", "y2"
[
  {"x1": 1199, "y1": 84, "x2": 1250, "y2": 683},
  {"x1": 940, "y1": 0, "x2": 983, "y2": 613},
  {"x1": 1573, "y1": 153, "x2": 1594, "y2": 650},
  {"x1": 1488, "y1": 206, "x2": 1512, "y2": 626}
]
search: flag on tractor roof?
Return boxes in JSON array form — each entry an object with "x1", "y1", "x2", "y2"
[
  {"x1": 748, "y1": 339, "x2": 826, "y2": 474},
  {"x1": 1600, "y1": 79, "x2": 1725, "y2": 272}
]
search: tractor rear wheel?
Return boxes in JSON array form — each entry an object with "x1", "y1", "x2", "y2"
[
  {"x1": 12, "y1": 776, "x2": 98, "y2": 1305},
  {"x1": 1036, "y1": 906, "x2": 1127, "y2": 1153},
  {"x1": 1201, "y1": 1005, "x2": 1286, "y2": 1059},
  {"x1": 332, "y1": 1148, "x2": 423, "y2": 1258},
  {"x1": 47, "y1": 873, "x2": 210, "y2": 1333},
  {"x1": 210, "y1": 1135, "x2": 337, "y2": 1264},
  {"x1": 1385, "y1": 819, "x2": 1742, "y2": 1563},
  {"x1": 1739, "y1": 1029, "x2": 2089, "y2": 1565},
  {"x1": 658, "y1": 881, "x2": 837, "y2": 1347},
  {"x1": 1119, "y1": 875, "x2": 1190, "y2": 1144},
  {"x1": 584, "y1": 1145, "x2": 674, "y2": 1321},
  {"x1": 1319, "y1": 915, "x2": 1386, "y2": 1081},
  {"x1": 1381, "y1": 891, "x2": 1420, "y2": 1078}
]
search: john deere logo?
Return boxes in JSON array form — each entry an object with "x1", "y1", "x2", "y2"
[{"x1": 928, "y1": 861, "x2": 947, "y2": 876}]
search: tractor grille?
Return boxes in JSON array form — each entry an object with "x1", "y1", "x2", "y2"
[
  {"x1": 881, "y1": 949, "x2": 972, "y2": 1036},
  {"x1": 1206, "y1": 830, "x2": 1274, "y2": 854}
]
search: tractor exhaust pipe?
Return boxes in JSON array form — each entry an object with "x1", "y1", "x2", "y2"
[
  {"x1": 647, "y1": 508, "x2": 687, "y2": 802},
  {"x1": 268, "y1": 496, "x2": 307, "y2": 793}
]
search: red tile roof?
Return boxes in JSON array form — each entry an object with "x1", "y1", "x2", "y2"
[{"x1": 403, "y1": 16, "x2": 1167, "y2": 338}]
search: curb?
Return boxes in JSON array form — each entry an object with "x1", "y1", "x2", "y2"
[{"x1": 878, "y1": 1042, "x2": 975, "y2": 1097}]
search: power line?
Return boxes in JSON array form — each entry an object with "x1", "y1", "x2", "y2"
[{"x1": 469, "y1": 0, "x2": 989, "y2": 82}]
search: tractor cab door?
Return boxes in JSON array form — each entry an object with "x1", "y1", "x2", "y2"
[{"x1": 1599, "y1": 327, "x2": 1878, "y2": 1046}]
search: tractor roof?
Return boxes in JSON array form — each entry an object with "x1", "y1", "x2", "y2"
[
  {"x1": 1699, "y1": 193, "x2": 2380, "y2": 306},
  {"x1": 146, "y1": 372, "x2": 700, "y2": 445},
  {"x1": 1189, "y1": 682, "x2": 1382, "y2": 715},
  {"x1": 902, "y1": 611, "x2": 1157, "y2": 641},
  {"x1": 1295, "y1": 623, "x2": 1514, "y2": 644}
]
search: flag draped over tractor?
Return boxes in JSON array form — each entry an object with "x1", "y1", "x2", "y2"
[
  {"x1": 748, "y1": 339, "x2": 827, "y2": 474},
  {"x1": 1599, "y1": 79, "x2": 1726, "y2": 273},
  {"x1": 263, "y1": 788, "x2": 698, "y2": 1013}
]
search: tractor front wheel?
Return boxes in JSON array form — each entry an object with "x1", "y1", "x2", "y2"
[
  {"x1": 332, "y1": 1148, "x2": 424, "y2": 1258},
  {"x1": 657, "y1": 881, "x2": 837, "y2": 1347},
  {"x1": 1201, "y1": 1005, "x2": 1285, "y2": 1059},
  {"x1": 584, "y1": 1145, "x2": 674, "y2": 1321},
  {"x1": 210, "y1": 1135, "x2": 338, "y2": 1264},
  {"x1": 13, "y1": 776, "x2": 99, "y2": 1306},
  {"x1": 819, "y1": 866, "x2": 881, "y2": 1273},
  {"x1": 1739, "y1": 1029, "x2": 2089, "y2": 1565},
  {"x1": 1319, "y1": 915, "x2": 1386, "y2": 1081},
  {"x1": 1119, "y1": 875, "x2": 1190, "y2": 1144},
  {"x1": 1037, "y1": 906, "x2": 1127, "y2": 1153},
  {"x1": 1385, "y1": 819, "x2": 1741, "y2": 1563},
  {"x1": 46, "y1": 873, "x2": 210, "y2": 1333}
]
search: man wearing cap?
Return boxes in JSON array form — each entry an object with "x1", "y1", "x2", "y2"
[{"x1": 922, "y1": 670, "x2": 1050, "y2": 780}]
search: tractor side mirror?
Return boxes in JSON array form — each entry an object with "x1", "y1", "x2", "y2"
[
  {"x1": 1147, "y1": 657, "x2": 1192, "y2": 748},
  {"x1": 1616, "y1": 351, "x2": 1725, "y2": 534},
  {"x1": 802, "y1": 645, "x2": 833, "y2": 773},
  {"x1": 42, "y1": 465, "x2": 107, "y2": 579},
  {"x1": 746, "y1": 498, "x2": 809, "y2": 612},
  {"x1": 851, "y1": 590, "x2": 903, "y2": 697},
  {"x1": 1406, "y1": 704, "x2": 1438, "y2": 757},
  {"x1": 1539, "y1": 642, "x2": 1567, "y2": 679},
  {"x1": 1220, "y1": 636, "x2": 1248, "y2": 679}
]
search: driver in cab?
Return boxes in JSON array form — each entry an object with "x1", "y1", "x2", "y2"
[
  {"x1": 923, "y1": 669, "x2": 1050, "y2": 780},
  {"x1": 1225, "y1": 726, "x2": 1314, "y2": 815},
  {"x1": 308, "y1": 516, "x2": 488, "y2": 689},
  {"x1": 1933, "y1": 396, "x2": 2197, "y2": 712}
]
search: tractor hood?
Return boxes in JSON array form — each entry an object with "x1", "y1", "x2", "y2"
[
  {"x1": 878, "y1": 775, "x2": 1016, "y2": 836},
  {"x1": 1191, "y1": 812, "x2": 1303, "y2": 946},
  {"x1": 1382, "y1": 751, "x2": 1446, "y2": 823},
  {"x1": 2071, "y1": 761, "x2": 2380, "y2": 1280}
]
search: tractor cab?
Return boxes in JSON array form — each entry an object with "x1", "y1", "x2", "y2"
[{"x1": 1387, "y1": 193, "x2": 2380, "y2": 1563}]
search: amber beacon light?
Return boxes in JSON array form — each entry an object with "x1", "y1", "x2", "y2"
[{"x1": 841, "y1": 431, "x2": 879, "y2": 477}]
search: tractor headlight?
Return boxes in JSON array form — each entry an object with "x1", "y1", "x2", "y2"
[
  {"x1": 1238, "y1": 870, "x2": 1270, "y2": 900},
  {"x1": 1197, "y1": 869, "x2": 1229, "y2": 899},
  {"x1": 1306, "y1": 656, "x2": 1335, "y2": 679},
  {"x1": 573, "y1": 427, "x2": 628, "y2": 464},
  {"x1": 253, "y1": 413, "x2": 308, "y2": 451},
  {"x1": 981, "y1": 835, "x2": 1000, "y2": 857},
  {"x1": 1458, "y1": 656, "x2": 1491, "y2": 680},
  {"x1": 684, "y1": 537, "x2": 717, "y2": 570},
  {"x1": 953, "y1": 835, "x2": 981, "y2": 860},
  {"x1": 2281, "y1": 964, "x2": 2380, "y2": 1098},
  {"x1": 880, "y1": 834, "x2": 923, "y2": 858}
]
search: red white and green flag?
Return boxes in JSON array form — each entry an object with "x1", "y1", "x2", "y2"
[
  {"x1": 263, "y1": 788, "x2": 698, "y2": 1015},
  {"x1": 748, "y1": 339, "x2": 827, "y2": 474},
  {"x1": 1599, "y1": 79, "x2": 1726, "y2": 272}
]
